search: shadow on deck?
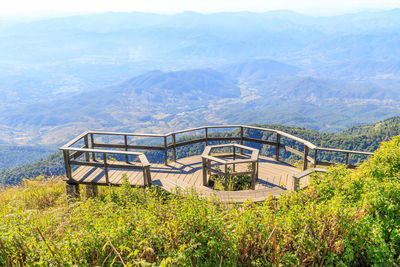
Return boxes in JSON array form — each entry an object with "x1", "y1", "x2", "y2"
[{"x1": 69, "y1": 155, "x2": 309, "y2": 203}]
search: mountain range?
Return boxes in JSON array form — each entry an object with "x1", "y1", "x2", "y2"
[{"x1": 0, "y1": 10, "x2": 399, "y2": 146}]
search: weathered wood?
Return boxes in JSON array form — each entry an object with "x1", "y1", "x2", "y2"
[
  {"x1": 93, "y1": 143, "x2": 164, "y2": 151},
  {"x1": 316, "y1": 160, "x2": 357, "y2": 169},
  {"x1": 70, "y1": 150, "x2": 85, "y2": 160},
  {"x1": 103, "y1": 153, "x2": 109, "y2": 183},
  {"x1": 63, "y1": 150, "x2": 72, "y2": 180},
  {"x1": 283, "y1": 145, "x2": 304, "y2": 158},
  {"x1": 205, "y1": 127, "x2": 208, "y2": 146},
  {"x1": 89, "y1": 130, "x2": 166, "y2": 138},
  {"x1": 172, "y1": 133, "x2": 176, "y2": 162},
  {"x1": 293, "y1": 168, "x2": 327, "y2": 191},
  {"x1": 303, "y1": 146, "x2": 309, "y2": 171},
  {"x1": 316, "y1": 147, "x2": 374, "y2": 156},
  {"x1": 70, "y1": 160, "x2": 146, "y2": 169},
  {"x1": 66, "y1": 183, "x2": 80, "y2": 199},
  {"x1": 275, "y1": 133, "x2": 281, "y2": 161},
  {"x1": 313, "y1": 149, "x2": 318, "y2": 168},
  {"x1": 86, "y1": 184, "x2": 98, "y2": 198},
  {"x1": 61, "y1": 125, "x2": 374, "y2": 203},
  {"x1": 243, "y1": 137, "x2": 277, "y2": 146},
  {"x1": 164, "y1": 136, "x2": 168, "y2": 165},
  {"x1": 60, "y1": 131, "x2": 89, "y2": 149},
  {"x1": 124, "y1": 135, "x2": 128, "y2": 163},
  {"x1": 90, "y1": 133, "x2": 95, "y2": 160},
  {"x1": 84, "y1": 135, "x2": 89, "y2": 162},
  {"x1": 202, "y1": 157, "x2": 207, "y2": 186},
  {"x1": 251, "y1": 161, "x2": 256, "y2": 190},
  {"x1": 145, "y1": 166, "x2": 152, "y2": 185}
]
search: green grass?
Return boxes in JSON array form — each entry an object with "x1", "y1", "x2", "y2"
[{"x1": 1, "y1": 136, "x2": 400, "y2": 265}]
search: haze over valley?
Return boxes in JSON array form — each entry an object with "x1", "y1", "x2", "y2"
[{"x1": 1, "y1": 10, "x2": 400, "y2": 145}]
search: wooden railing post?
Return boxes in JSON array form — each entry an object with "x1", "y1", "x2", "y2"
[
  {"x1": 63, "y1": 150, "x2": 72, "y2": 180},
  {"x1": 314, "y1": 149, "x2": 318, "y2": 168},
  {"x1": 164, "y1": 136, "x2": 168, "y2": 165},
  {"x1": 345, "y1": 152, "x2": 349, "y2": 166},
  {"x1": 303, "y1": 146, "x2": 309, "y2": 171},
  {"x1": 233, "y1": 146, "x2": 236, "y2": 172},
  {"x1": 172, "y1": 133, "x2": 176, "y2": 162},
  {"x1": 205, "y1": 127, "x2": 208, "y2": 146},
  {"x1": 124, "y1": 135, "x2": 129, "y2": 163},
  {"x1": 103, "y1": 153, "x2": 109, "y2": 183},
  {"x1": 90, "y1": 133, "x2": 95, "y2": 160},
  {"x1": 146, "y1": 166, "x2": 152, "y2": 185},
  {"x1": 224, "y1": 164, "x2": 228, "y2": 190},
  {"x1": 293, "y1": 176, "x2": 300, "y2": 191},
  {"x1": 202, "y1": 157, "x2": 207, "y2": 186},
  {"x1": 275, "y1": 133, "x2": 281, "y2": 161},
  {"x1": 240, "y1": 126, "x2": 244, "y2": 154},
  {"x1": 84, "y1": 134, "x2": 89, "y2": 162},
  {"x1": 251, "y1": 161, "x2": 256, "y2": 190}
]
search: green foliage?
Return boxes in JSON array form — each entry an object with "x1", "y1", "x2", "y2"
[
  {"x1": 209, "y1": 164, "x2": 252, "y2": 191},
  {"x1": 0, "y1": 135, "x2": 400, "y2": 265}
]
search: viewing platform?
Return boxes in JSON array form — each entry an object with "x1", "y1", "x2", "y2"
[{"x1": 60, "y1": 125, "x2": 373, "y2": 203}]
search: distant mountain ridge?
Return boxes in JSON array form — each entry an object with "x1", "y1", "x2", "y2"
[{"x1": 1, "y1": 10, "x2": 400, "y2": 144}]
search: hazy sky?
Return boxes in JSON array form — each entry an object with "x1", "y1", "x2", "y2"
[{"x1": 1, "y1": 0, "x2": 400, "y2": 16}]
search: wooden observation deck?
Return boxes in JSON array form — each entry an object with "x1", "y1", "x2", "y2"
[{"x1": 60, "y1": 125, "x2": 373, "y2": 203}]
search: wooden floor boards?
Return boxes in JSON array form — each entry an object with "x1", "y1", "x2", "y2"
[{"x1": 69, "y1": 155, "x2": 302, "y2": 203}]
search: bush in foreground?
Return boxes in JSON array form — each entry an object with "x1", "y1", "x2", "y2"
[{"x1": 0, "y1": 136, "x2": 400, "y2": 266}]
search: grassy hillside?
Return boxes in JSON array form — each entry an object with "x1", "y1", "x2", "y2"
[
  {"x1": 1, "y1": 116, "x2": 399, "y2": 186},
  {"x1": 1, "y1": 135, "x2": 400, "y2": 265}
]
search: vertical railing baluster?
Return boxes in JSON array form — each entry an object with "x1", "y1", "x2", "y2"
[
  {"x1": 275, "y1": 133, "x2": 280, "y2": 161},
  {"x1": 251, "y1": 161, "x2": 256, "y2": 190},
  {"x1": 303, "y1": 146, "x2": 309, "y2": 171},
  {"x1": 345, "y1": 152, "x2": 349, "y2": 166},
  {"x1": 103, "y1": 153, "x2": 109, "y2": 183},
  {"x1": 314, "y1": 149, "x2": 318, "y2": 168},
  {"x1": 205, "y1": 127, "x2": 208, "y2": 146},
  {"x1": 84, "y1": 134, "x2": 89, "y2": 162},
  {"x1": 240, "y1": 126, "x2": 244, "y2": 154},
  {"x1": 124, "y1": 135, "x2": 128, "y2": 163},
  {"x1": 164, "y1": 136, "x2": 168, "y2": 165},
  {"x1": 172, "y1": 133, "x2": 176, "y2": 162},
  {"x1": 202, "y1": 157, "x2": 207, "y2": 186},
  {"x1": 63, "y1": 150, "x2": 72, "y2": 180},
  {"x1": 90, "y1": 133, "x2": 95, "y2": 161}
]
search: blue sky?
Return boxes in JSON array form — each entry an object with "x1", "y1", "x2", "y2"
[{"x1": 1, "y1": 0, "x2": 400, "y2": 16}]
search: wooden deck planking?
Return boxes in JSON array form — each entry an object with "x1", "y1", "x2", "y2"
[{"x1": 69, "y1": 155, "x2": 301, "y2": 202}]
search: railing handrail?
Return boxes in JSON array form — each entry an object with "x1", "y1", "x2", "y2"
[
  {"x1": 315, "y1": 147, "x2": 374, "y2": 156},
  {"x1": 60, "y1": 124, "x2": 375, "y2": 170}
]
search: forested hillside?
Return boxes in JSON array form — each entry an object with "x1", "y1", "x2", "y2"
[
  {"x1": 0, "y1": 145, "x2": 56, "y2": 171},
  {"x1": 1, "y1": 116, "x2": 399, "y2": 186}
]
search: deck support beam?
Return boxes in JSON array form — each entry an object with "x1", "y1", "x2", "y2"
[
  {"x1": 66, "y1": 183, "x2": 80, "y2": 199},
  {"x1": 86, "y1": 184, "x2": 98, "y2": 198}
]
